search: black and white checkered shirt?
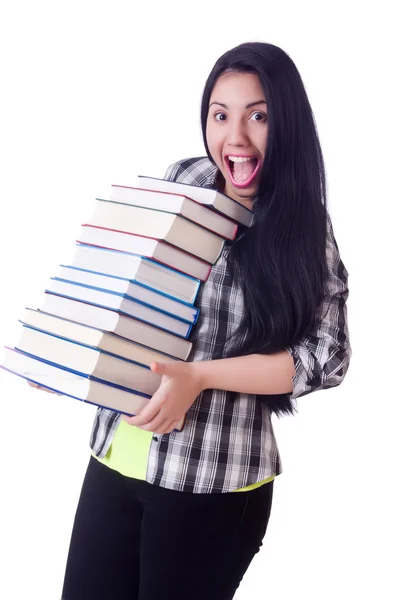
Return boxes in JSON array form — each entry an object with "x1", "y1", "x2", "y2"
[{"x1": 89, "y1": 156, "x2": 352, "y2": 493}]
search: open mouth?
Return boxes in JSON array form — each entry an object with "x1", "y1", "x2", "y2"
[{"x1": 225, "y1": 155, "x2": 261, "y2": 189}]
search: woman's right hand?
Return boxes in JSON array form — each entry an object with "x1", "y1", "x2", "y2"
[{"x1": 27, "y1": 381, "x2": 63, "y2": 395}]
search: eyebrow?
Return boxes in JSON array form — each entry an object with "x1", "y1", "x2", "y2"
[{"x1": 209, "y1": 100, "x2": 267, "y2": 109}]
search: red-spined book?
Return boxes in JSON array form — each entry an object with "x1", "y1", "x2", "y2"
[
  {"x1": 77, "y1": 225, "x2": 212, "y2": 281},
  {"x1": 88, "y1": 199, "x2": 225, "y2": 263},
  {"x1": 137, "y1": 175, "x2": 254, "y2": 227},
  {"x1": 110, "y1": 184, "x2": 238, "y2": 240}
]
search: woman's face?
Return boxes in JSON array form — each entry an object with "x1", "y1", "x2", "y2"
[{"x1": 206, "y1": 71, "x2": 268, "y2": 209}]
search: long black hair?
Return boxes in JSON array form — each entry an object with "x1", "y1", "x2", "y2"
[{"x1": 201, "y1": 42, "x2": 328, "y2": 415}]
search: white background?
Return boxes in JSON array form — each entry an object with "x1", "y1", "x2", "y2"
[{"x1": 0, "y1": 1, "x2": 396, "y2": 599}]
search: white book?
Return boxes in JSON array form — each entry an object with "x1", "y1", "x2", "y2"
[
  {"x1": 70, "y1": 244, "x2": 200, "y2": 305},
  {"x1": 1, "y1": 347, "x2": 184, "y2": 429},
  {"x1": 88, "y1": 199, "x2": 225, "y2": 263},
  {"x1": 137, "y1": 175, "x2": 254, "y2": 227},
  {"x1": 110, "y1": 185, "x2": 238, "y2": 240},
  {"x1": 55, "y1": 265, "x2": 199, "y2": 324},
  {"x1": 45, "y1": 279, "x2": 192, "y2": 338},
  {"x1": 20, "y1": 309, "x2": 178, "y2": 367},
  {"x1": 77, "y1": 225, "x2": 211, "y2": 281},
  {"x1": 39, "y1": 294, "x2": 192, "y2": 360},
  {"x1": 16, "y1": 326, "x2": 161, "y2": 395}
]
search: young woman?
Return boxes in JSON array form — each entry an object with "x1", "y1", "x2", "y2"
[{"x1": 52, "y1": 41, "x2": 351, "y2": 599}]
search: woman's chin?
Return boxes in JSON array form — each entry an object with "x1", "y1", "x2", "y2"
[{"x1": 224, "y1": 178, "x2": 257, "y2": 203}]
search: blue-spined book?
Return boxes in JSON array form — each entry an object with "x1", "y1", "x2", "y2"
[
  {"x1": 14, "y1": 326, "x2": 161, "y2": 395},
  {"x1": 70, "y1": 243, "x2": 200, "y2": 305},
  {"x1": 38, "y1": 294, "x2": 193, "y2": 360},
  {"x1": 53, "y1": 265, "x2": 199, "y2": 324},
  {"x1": 20, "y1": 308, "x2": 181, "y2": 365},
  {"x1": 45, "y1": 278, "x2": 192, "y2": 338},
  {"x1": 0, "y1": 347, "x2": 185, "y2": 429},
  {"x1": 77, "y1": 224, "x2": 212, "y2": 281}
]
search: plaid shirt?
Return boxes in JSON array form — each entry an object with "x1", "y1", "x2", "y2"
[{"x1": 90, "y1": 156, "x2": 352, "y2": 493}]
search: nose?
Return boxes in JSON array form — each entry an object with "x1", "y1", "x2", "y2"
[{"x1": 226, "y1": 118, "x2": 249, "y2": 148}]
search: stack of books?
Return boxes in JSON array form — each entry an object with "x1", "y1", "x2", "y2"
[{"x1": 1, "y1": 176, "x2": 253, "y2": 428}]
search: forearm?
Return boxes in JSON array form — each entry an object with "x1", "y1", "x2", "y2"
[{"x1": 192, "y1": 351, "x2": 296, "y2": 396}]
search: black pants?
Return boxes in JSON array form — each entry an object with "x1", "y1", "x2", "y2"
[{"x1": 61, "y1": 456, "x2": 274, "y2": 600}]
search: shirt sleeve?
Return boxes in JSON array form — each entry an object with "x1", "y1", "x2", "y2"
[
  {"x1": 164, "y1": 163, "x2": 176, "y2": 180},
  {"x1": 163, "y1": 161, "x2": 183, "y2": 182},
  {"x1": 285, "y1": 211, "x2": 352, "y2": 401}
]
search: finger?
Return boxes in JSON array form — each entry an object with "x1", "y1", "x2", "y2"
[
  {"x1": 137, "y1": 419, "x2": 167, "y2": 434},
  {"x1": 27, "y1": 381, "x2": 40, "y2": 388},
  {"x1": 169, "y1": 419, "x2": 183, "y2": 432},
  {"x1": 150, "y1": 361, "x2": 174, "y2": 380},
  {"x1": 27, "y1": 381, "x2": 60, "y2": 394},
  {"x1": 159, "y1": 420, "x2": 182, "y2": 434},
  {"x1": 150, "y1": 361, "x2": 166, "y2": 374},
  {"x1": 123, "y1": 408, "x2": 162, "y2": 428},
  {"x1": 153, "y1": 418, "x2": 174, "y2": 434},
  {"x1": 137, "y1": 411, "x2": 167, "y2": 432},
  {"x1": 128, "y1": 401, "x2": 163, "y2": 427},
  {"x1": 145, "y1": 418, "x2": 182, "y2": 435},
  {"x1": 41, "y1": 387, "x2": 61, "y2": 395},
  {"x1": 121, "y1": 414, "x2": 138, "y2": 425}
]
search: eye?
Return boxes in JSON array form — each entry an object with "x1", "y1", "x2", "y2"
[
  {"x1": 250, "y1": 112, "x2": 267, "y2": 122},
  {"x1": 214, "y1": 112, "x2": 227, "y2": 121}
]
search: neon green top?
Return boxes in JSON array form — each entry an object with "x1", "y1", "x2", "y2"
[{"x1": 92, "y1": 419, "x2": 275, "y2": 492}]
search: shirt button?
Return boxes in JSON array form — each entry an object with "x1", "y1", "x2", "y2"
[{"x1": 153, "y1": 436, "x2": 159, "y2": 442}]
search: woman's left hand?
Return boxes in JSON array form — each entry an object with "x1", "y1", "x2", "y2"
[{"x1": 121, "y1": 361, "x2": 204, "y2": 434}]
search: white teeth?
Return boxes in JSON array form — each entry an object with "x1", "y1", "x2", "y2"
[{"x1": 228, "y1": 156, "x2": 256, "y2": 163}]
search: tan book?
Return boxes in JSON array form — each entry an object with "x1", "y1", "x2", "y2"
[
  {"x1": 38, "y1": 294, "x2": 192, "y2": 360},
  {"x1": 110, "y1": 184, "x2": 238, "y2": 240},
  {"x1": 137, "y1": 175, "x2": 253, "y2": 227},
  {"x1": 15, "y1": 326, "x2": 161, "y2": 396},
  {"x1": 77, "y1": 225, "x2": 211, "y2": 281},
  {"x1": 20, "y1": 308, "x2": 178, "y2": 367},
  {"x1": 70, "y1": 243, "x2": 200, "y2": 306},
  {"x1": 1, "y1": 348, "x2": 185, "y2": 429},
  {"x1": 87, "y1": 199, "x2": 225, "y2": 264}
]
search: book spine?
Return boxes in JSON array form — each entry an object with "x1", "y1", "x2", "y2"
[
  {"x1": 141, "y1": 255, "x2": 200, "y2": 283},
  {"x1": 212, "y1": 240, "x2": 226, "y2": 265},
  {"x1": 52, "y1": 277, "x2": 199, "y2": 324},
  {"x1": 127, "y1": 271, "x2": 200, "y2": 308},
  {"x1": 0, "y1": 364, "x2": 146, "y2": 418},
  {"x1": 76, "y1": 239, "x2": 211, "y2": 282},
  {"x1": 117, "y1": 308, "x2": 190, "y2": 339},
  {"x1": 12, "y1": 348, "x2": 153, "y2": 397},
  {"x1": 18, "y1": 324, "x2": 162, "y2": 370},
  {"x1": 107, "y1": 194, "x2": 238, "y2": 241},
  {"x1": 180, "y1": 213, "x2": 238, "y2": 241},
  {"x1": 28, "y1": 312, "x2": 188, "y2": 361},
  {"x1": 44, "y1": 291, "x2": 191, "y2": 338},
  {"x1": 137, "y1": 175, "x2": 254, "y2": 226},
  {"x1": 202, "y1": 265, "x2": 212, "y2": 282},
  {"x1": 78, "y1": 226, "x2": 212, "y2": 277},
  {"x1": 71, "y1": 249, "x2": 201, "y2": 307}
]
